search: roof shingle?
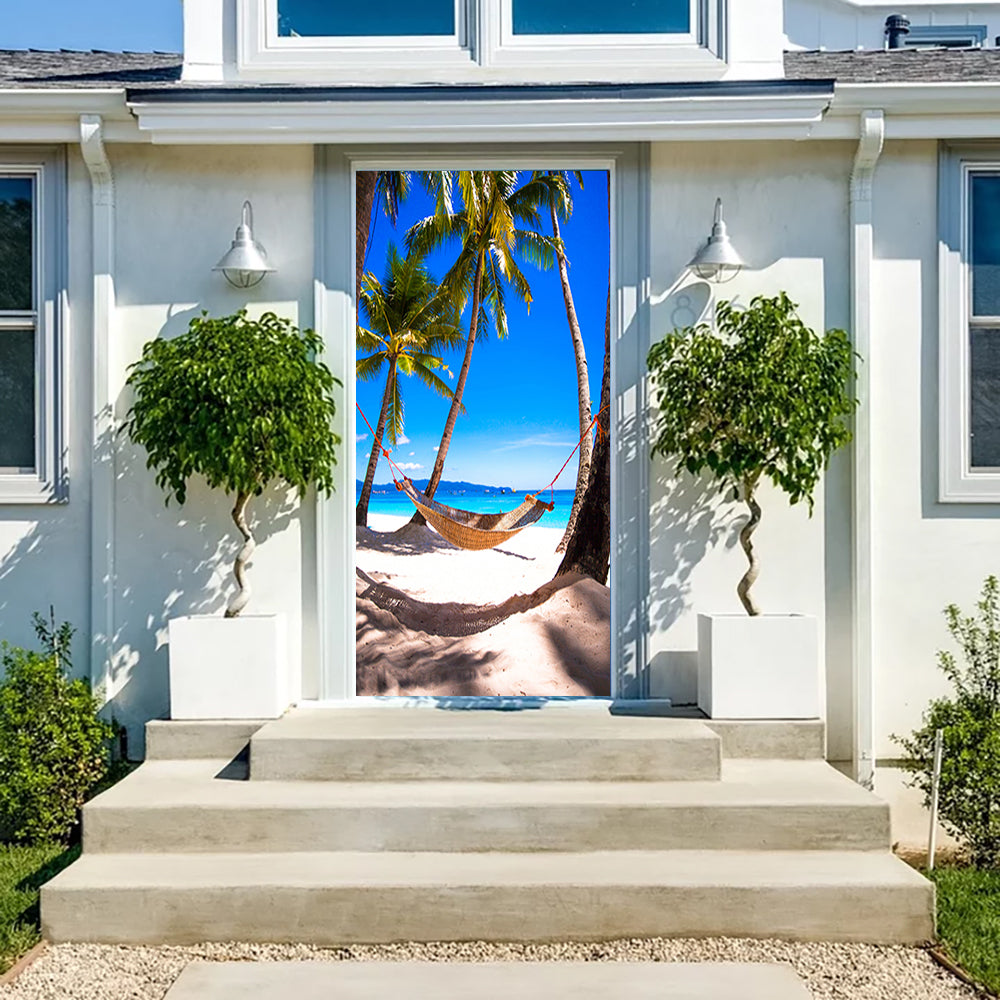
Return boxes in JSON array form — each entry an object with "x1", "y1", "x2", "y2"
[
  {"x1": 0, "y1": 49, "x2": 181, "y2": 88},
  {"x1": 785, "y1": 47, "x2": 1000, "y2": 83}
]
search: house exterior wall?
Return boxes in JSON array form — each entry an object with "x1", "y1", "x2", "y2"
[
  {"x1": 785, "y1": 0, "x2": 1000, "y2": 52},
  {"x1": 1, "y1": 128, "x2": 995, "y2": 764},
  {"x1": 868, "y1": 139, "x2": 1000, "y2": 760},
  {"x1": 0, "y1": 150, "x2": 94, "y2": 680},
  {"x1": 105, "y1": 144, "x2": 319, "y2": 752},
  {"x1": 646, "y1": 139, "x2": 855, "y2": 759}
]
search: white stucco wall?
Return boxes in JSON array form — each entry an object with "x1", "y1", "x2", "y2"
[
  {"x1": 0, "y1": 150, "x2": 94, "y2": 680},
  {"x1": 646, "y1": 140, "x2": 855, "y2": 759},
  {"x1": 106, "y1": 144, "x2": 319, "y2": 753},
  {"x1": 868, "y1": 140, "x2": 1000, "y2": 759}
]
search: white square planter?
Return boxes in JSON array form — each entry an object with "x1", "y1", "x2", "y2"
[
  {"x1": 168, "y1": 614, "x2": 290, "y2": 720},
  {"x1": 697, "y1": 613, "x2": 820, "y2": 720}
]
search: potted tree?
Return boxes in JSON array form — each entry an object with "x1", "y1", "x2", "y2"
[
  {"x1": 647, "y1": 293, "x2": 857, "y2": 719},
  {"x1": 125, "y1": 310, "x2": 341, "y2": 720}
]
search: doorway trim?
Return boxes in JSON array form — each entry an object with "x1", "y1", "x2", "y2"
[{"x1": 314, "y1": 143, "x2": 651, "y2": 701}]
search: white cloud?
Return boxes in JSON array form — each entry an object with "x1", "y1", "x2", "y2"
[
  {"x1": 409, "y1": 452, "x2": 415, "y2": 456},
  {"x1": 397, "y1": 434, "x2": 411, "y2": 445},
  {"x1": 396, "y1": 462, "x2": 423, "y2": 471},
  {"x1": 433, "y1": 446, "x2": 439, "y2": 452},
  {"x1": 494, "y1": 435, "x2": 576, "y2": 453},
  {"x1": 356, "y1": 433, "x2": 368, "y2": 444}
]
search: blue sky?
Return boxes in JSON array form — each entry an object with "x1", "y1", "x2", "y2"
[
  {"x1": 358, "y1": 173, "x2": 610, "y2": 492},
  {"x1": 3, "y1": 1, "x2": 181, "y2": 51}
]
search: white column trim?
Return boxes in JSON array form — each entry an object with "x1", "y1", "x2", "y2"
[
  {"x1": 849, "y1": 108, "x2": 884, "y2": 789},
  {"x1": 80, "y1": 114, "x2": 117, "y2": 704}
]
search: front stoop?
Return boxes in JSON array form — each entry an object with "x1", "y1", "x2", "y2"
[
  {"x1": 41, "y1": 708, "x2": 934, "y2": 946},
  {"x1": 164, "y1": 962, "x2": 813, "y2": 999}
]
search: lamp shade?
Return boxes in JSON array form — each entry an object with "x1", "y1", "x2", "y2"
[
  {"x1": 213, "y1": 201, "x2": 275, "y2": 288},
  {"x1": 688, "y1": 198, "x2": 746, "y2": 283}
]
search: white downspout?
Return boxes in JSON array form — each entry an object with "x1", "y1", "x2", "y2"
[
  {"x1": 80, "y1": 115, "x2": 116, "y2": 711},
  {"x1": 850, "y1": 109, "x2": 884, "y2": 790}
]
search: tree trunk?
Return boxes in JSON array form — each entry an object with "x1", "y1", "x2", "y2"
[
  {"x1": 737, "y1": 480, "x2": 762, "y2": 616},
  {"x1": 355, "y1": 172, "x2": 377, "y2": 301},
  {"x1": 551, "y1": 203, "x2": 593, "y2": 554},
  {"x1": 555, "y1": 286, "x2": 611, "y2": 585},
  {"x1": 225, "y1": 491, "x2": 256, "y2": 618},
  {"x1": 356, "y1": 358, "x2": 396, "y2": 527},
  {"x1": 409, "y1": 252, "x2": 486, "y2": 525}
]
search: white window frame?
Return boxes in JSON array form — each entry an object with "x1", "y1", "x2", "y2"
[
  {"x1": 240, "y1": 0, "x2": 477, "y2": 75},
  {"x1": 238, "y1": 0, "x2": 727, "y2": 81},
  {"x1": 0, "y1": 149, "x2": 66, "y2": 505},
  {"x1": 935, "y1": 145, "x2": 1000, "y2": 502}
]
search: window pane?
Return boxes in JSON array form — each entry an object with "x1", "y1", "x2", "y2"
[
  {"x1": 0, "y1": 328, "x2": 35, "y2": 470},
  {"x1": 0, "y1": 178, "x2": 33, "y2": 312},
  {"x1": 277, "y1": 0, "x2": 454, "y2": 37},
  {"x1": 513, "y1": 0, "x2": 690, "y2": 35}
]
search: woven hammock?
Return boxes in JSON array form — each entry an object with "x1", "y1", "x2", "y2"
[{"x1": 397, "y1": 478, "x2": 555, "y2": 551}]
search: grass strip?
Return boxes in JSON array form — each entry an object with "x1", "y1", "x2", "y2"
[
  {"x1": 930, "y1": 867, "x2": 1000, "y2": 996},
  {"x1": 0, "y1": 843, "x2": 79, "y2": 974}
]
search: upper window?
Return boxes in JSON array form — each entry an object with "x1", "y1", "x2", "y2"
[
  {"x1": 905, "y1": 25, "x2": 987, "y2": 50},
  {"x1": 239, "y1": 0, "x2": 724, "y2": 81},
  {"x1": 511, "y1": 0, "x2": 691, "y2": 36},
  {"x1": 277, "y1": 0, "x2": 457, "y2": 39},
  {"x1": 0, "y1": 152, "x2": 65, "y2": 504}
]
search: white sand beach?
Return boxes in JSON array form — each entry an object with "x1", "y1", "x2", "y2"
[{"x1": 356, "y1": 515, "x2": 611, "y2": 697}]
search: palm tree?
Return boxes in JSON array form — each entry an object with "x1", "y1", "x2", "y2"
[
  {"x1": 356, "y1": 243, "x2": 465, "y2": 527},
  {"x1": 532, "y1": 170, "x2": 591, "y2": 552},
  {"x1": 557, "y1": 172, "x2": 611, "y2": 585},
  {"x1": 404, "y1": 170, "x2": 561, "y2": 518},
  {"x1": 355, "y1": 171, "x2": 411, "y2": 301}
]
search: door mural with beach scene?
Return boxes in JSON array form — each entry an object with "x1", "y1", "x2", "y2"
[{"x1": 355, "y1": 169, "x2": 612, "y2": 697}]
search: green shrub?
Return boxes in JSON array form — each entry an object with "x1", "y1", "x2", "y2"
[
  {"x1": 0, "y1": 615, "x2": 113, "y2": 844},
  {"x1": 894, "y1": 576, "x2": 1000, "y2": 867}
]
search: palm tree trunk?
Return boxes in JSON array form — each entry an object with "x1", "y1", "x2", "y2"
[
  {"x1": 410, "y1": 252, "x2": 485, "y2": 525},
  {"x1": 555, "y1": 286, "x2": 611, "y2": 585},
  {"x1": 356, "y1": 172, "x2": 377, "y2": 300},
  {"x1": 356, "y1": 358, "x2": 396, "y2": 527},
  {"x1": 551, "y1": 203, "x2": 593, "y2": 554},
  {"x1": 225, "y1": 491, "x2": 255, "y2": 618}
]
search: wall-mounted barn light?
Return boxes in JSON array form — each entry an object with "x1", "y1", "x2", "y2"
[
  {"x1": 688, "y1": 198, "x2": 746, "y2": 283},
  {"x1": 213, "y1": 201, "x2": 275, "y2": 288}
]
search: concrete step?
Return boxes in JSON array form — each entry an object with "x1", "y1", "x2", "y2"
[
  {"x1": 41, "y1": 848, "x2": 933, "y2": 946},
  {"x1": 249, "y1": 708, "x2": 723, "y2": 782},
  {"x1": 165, "y1": 962, "x2": 813, "y2": 1000},
  {"x1": 82, "y1": 759, "x2": 890, "y2": 854},
  {"x1": 146, "y1": 720, "x2": 265, "y2": 761}
]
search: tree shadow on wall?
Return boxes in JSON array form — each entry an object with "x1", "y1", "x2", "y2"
[{"x1": 647, "y1": 468, "x2": 739, "y2": 700}]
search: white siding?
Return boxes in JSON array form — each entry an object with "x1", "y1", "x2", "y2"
[{"x1": 786, "y1": 0, "x2": 1000, "y2": 52}]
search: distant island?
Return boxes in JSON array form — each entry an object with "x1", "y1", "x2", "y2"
[{"x1": 357, "y1": 479, "x2": 515, "y2": 494}]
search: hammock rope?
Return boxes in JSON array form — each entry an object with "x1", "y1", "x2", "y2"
[{"x1": 356, "y1": 401, "x2": 608, "y2": 551}]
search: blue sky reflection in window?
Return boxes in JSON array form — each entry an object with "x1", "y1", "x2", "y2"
[
  {"x1": 513, "y1": 0, "x2": 690, "y2": 35},
  {"x1": 972, "y1": 174, "x2": 1000, "y2": 318},
  {"x1": 277, "y1": 0, "x2": 454, "y2": 36}
]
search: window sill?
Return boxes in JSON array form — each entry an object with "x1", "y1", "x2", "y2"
[
  {"x1": 235, "y1": 45, "x2": 727, "y2": 85},
  {"x1": 0, "y1": 475, "x2": 67, "y2": 505}
]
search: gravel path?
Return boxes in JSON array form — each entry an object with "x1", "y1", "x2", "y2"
[{"x1": 0, "y1": 939, "x2": 978, "y2": 1000}]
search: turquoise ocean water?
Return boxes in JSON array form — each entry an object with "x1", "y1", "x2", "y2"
[{"x1": 358, "y1": 486, "x2": 575, "y2": 531}]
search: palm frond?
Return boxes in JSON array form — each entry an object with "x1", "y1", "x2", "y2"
[
  {"x1": 413, "y1": 363, "x2": 463, "y2": 407},
  {"x1": 356, "y1": 351, "x2": 386, "y2": 382}
]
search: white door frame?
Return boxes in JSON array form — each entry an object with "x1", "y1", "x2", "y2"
[{"x1": 314, "y1": 143, "x2": 651, "y2": 702}]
